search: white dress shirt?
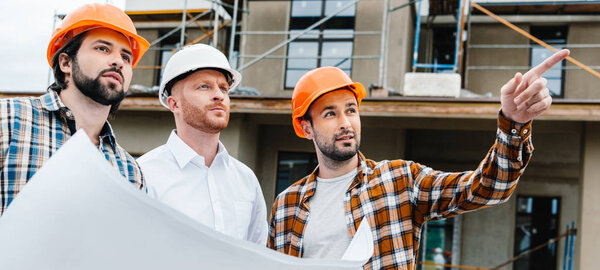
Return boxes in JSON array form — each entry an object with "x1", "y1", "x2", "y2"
[{"x1": 137, "y1": 131, "x2": 268, "y2": 245}]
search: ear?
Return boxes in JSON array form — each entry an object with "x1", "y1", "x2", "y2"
[
  {"x1": 300, "y1": 119, "x2": 313, "y2": 140},
  {"x1": 58, "y1": 52, "x2": 72, "y2": 74},
  {"x1": 167, "y1": 95, "x2": 179, "y2": 113}
]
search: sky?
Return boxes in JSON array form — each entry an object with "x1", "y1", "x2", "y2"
[{"x1": 0, "y1": 0, "x2": 125, "y2": 93}]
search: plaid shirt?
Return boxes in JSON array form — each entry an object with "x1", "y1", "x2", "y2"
[
  {"x1": 268, "y1": 113, "x2": 533, "y2": 269},
  {"x1": 0, "y1": 90, "x2": 145, "y2": 215}
]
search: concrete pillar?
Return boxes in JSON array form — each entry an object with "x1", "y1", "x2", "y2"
[{"x1": 578, "y1": 122, "x2": 600, "y2": 268}]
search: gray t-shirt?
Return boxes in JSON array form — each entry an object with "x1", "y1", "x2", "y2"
[{"x1": 303, "y1": 168, "x2": 358, "y2": 259}]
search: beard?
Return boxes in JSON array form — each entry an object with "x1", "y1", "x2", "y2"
[
  {"x1": 313, "y1": 128, "x2": 360, "y2": 161},
  {"x1": 72, "y1": 60, "x2": 125, "y2": 116},
  {"x1": 181, "y1": 98, "x2": 229, "y2": 134}
]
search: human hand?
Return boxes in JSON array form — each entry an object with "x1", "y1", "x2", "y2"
[{"x1": 500, "y1": 49, "x2": 570, "y2": 123}]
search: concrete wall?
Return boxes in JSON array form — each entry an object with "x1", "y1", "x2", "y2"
[
  {"x1": 240, "y1": 1, "x2": 290, "y2": 96},
  {"x1": 131, "y1": 29, "x2": 160, "y2": 88},
  {"x1": 352, "y1": 0, "x2": 382, "y2": 89},
  {"x1": 239, "y1": 0, "x2": 413, "y2": 96},
  {"x1": 465, "y1": 24, "x2": 530, "y2": 96},
  {"x1": 354, "y1": 0, "x2": 413, "y2": 92},
  {"x1": 565, "y1": 23, "x2": 600, "y2": 99},
  {"x1": 578, "y1": 121, "x2": 600, "y2": 270},
  {"x1": 111, "y1": 110, "x2": 174, "y2": 155}
]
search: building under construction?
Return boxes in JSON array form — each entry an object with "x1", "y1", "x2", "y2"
[{"x1": 3, "y1": 0, "x2": 600, "y2": 269}]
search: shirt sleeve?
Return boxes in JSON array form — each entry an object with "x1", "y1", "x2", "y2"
[
  {"x1": 409, "y1": 110, "x2": 533, "y2": 222},
  {"x1": 0, "y1": 99, "x2": 11, "y2": 174},
  {"x1": 246, "y1": 179, "x2": 268, "y2": 246},
  {"x1": 267, "y1": 198, "x2": 279, "y2": 249}
]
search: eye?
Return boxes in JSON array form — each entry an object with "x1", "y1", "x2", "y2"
[
  {"x1": 347, "y1": 108, "x2": 356, "y2": 114},
  {"x1": 96, "y1": 46, "x2": 109, "y2": 53},
  {"x1": 198, "y1": 84, "x2": 209, "y2": 90},
  {"x1": 121, "y1": 54, "x2": 132, "y2": 64},
  {"x1": 220, "y1": 86, "x2": 229, "y2": 92},
  {"x1": 324, "y1": 111, "x2": 335, "y2": 117}
]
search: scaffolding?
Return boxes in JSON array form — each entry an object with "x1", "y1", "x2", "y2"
[
  {"x1": 106, "y1": 0, "x2": 406, "y2": 89},
  {"x1": 47, "y1": 0, "x2": 600, "y2": 93}
]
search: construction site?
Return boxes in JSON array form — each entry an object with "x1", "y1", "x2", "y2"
[{"x1": 2, "y1": 0, "x2": 600, "y2": 269}]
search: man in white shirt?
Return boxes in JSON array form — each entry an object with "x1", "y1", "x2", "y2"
[{"x1": 137, "y1": 44, "x2": 267, "y2": 245}]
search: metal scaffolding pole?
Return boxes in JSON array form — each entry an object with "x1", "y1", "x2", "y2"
[
  {"x1": 149, "y1": 10, "x2": 211, "y2": 48},
  {"x1": 378, "y1": 0, "x2": 390, "y2": 87},
  {"x1": 213, "y1": 0, "x2": 220, "y2": 46},
  {"x1": 412, "y1": 0, "x2": 424, "y2": 72},
  {"x1": 228, "y1": 0, "x2": 239, "y2": 63},
  {"x1": 238, "y1": 0, "x2": 360, "y2": 72},
  {"x1": 47, "y1": 10, "x2": 58, "y2": 87},
  {"x1": 180, "y1": 0, "x2": 188, "y2": 48}
]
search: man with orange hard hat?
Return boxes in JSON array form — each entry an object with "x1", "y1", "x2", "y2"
[
  {"x1": 0, "y1": 3, "x2": 149, "y2": 215},
  {"x1": 268, "y1": 49, "x2": 570, "y2": 269}
]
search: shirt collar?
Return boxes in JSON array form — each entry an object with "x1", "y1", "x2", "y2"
[
  {"x1": 40, "y1": 90, "x2": 116, "y2": 147},
  {"x1": 166, "y1": 130, "x2": 229, "y2": 169},
  {"x1": 301, "y1": 152, "x2": 370, "y2": 204},
  {"x1": 40, "y1": 90, "x2": 67, "y2": 112}
]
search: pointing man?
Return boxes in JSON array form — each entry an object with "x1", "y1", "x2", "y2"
[
  {"x1": 268, "y1": 50, "x2": 569, "y2": 268},
  {"x1": 138, "y1": 44, "x2": 267, "y2": 244},
  {"x1": 0, "y1": 3, "x2": 149, "y2": 215}
]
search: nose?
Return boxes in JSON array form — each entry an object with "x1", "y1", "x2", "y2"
[
  {"x1": 212, "y1": 84, "x2": 226, "y2": 102},
  {"x1": 110, "y1": 53, "x2": 124, "y2": 70},
  {"x1": 339, "y1": 113, "x2": 351, "y2": 131}
]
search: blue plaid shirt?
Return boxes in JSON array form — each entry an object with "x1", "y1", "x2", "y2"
[{"x1": 0, "y1": 90, "x2": 145, "y2": 215}]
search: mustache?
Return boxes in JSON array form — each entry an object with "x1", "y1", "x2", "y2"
[
  {"x1": 100, "y1": 67, "x2": 124, "y2": 81},
  {"x1": 206, "y1": 102, "x2": 228, "y2": 110},
  {"x1": 334, "y1": 130, "x2": 355, "y2": 140}
]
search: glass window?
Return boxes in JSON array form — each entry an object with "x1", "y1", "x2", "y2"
[
  {"x1": 418, "y1": 217, "x2": 461, "y2": 270},
  {"x1": 530, "y1": 26, "x2": 567, "y2": 97},
  {"x1": 324, "y1": 0, "x2": 356, "y2": 17},
  {"x1": 285, "y1": 0, "x2": 356, "y2": 89},
  {"x1": 531, "y1": 45, "x2": 565, "y2": 97},
  {"x1": 321, "y1": 41, "x2": 353, "y2": 70},
  {"x1": 287, "y1": 42, "x2": 319, "y2": 69},
  {"x1": 291, "y1": 1, "x2": 322, "y2": 17},
  {"x1": 514, "y1": 196, "x2": 560, "y2": 270},
  {"x1": 275, "y1": 152, "x2": 319, "y2": 196}
]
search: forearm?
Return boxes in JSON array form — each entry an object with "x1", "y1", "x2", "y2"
[{"x1": 412, "y1": 111, "x2": 533, "y2": 220}]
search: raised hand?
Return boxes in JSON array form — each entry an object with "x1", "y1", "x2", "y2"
[{"x1": 500, "y1": 49, "x2": 569, "y2": 123}]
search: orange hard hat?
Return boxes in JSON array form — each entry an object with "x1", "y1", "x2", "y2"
[
  {"x1": 291, "y1": 66, "x2": 366, "y2": 138},
  {"x1": 46, "y1": 3, "x2": 149, "y2": 68}
]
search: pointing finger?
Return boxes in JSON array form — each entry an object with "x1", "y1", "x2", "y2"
[{"x1": 524, "y1": 49, "x2": 569, "y2": 81}]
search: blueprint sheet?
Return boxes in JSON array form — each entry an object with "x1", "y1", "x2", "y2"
[{"x1": 0, "y1": 131, "x2": 373, "y2": 270}]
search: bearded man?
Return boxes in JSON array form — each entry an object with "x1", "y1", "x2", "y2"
[
  {"x1": 268, "y1": 49, "x2": 569, "y2": 269},
  {"x1": 0, "y1": 3, "x2": 149, "y2": 215},
  {"x1": 137, "y1": 44, "x2": 267, "y2": 245}
]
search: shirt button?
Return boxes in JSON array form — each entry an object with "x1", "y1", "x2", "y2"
[
  {"x1": 523, "y1": 129, "x2": 528, "y2": 134},
  {"x1": 511, "y1": 129, "x2": 517, "y2": 134},
  {"x1": 517, "y1": 156, "x2": 522, "y2": 162}
]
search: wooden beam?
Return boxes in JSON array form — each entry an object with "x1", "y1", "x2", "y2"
[{"x1": 2, "y1": 93, "x2": 599, "y2": 121}]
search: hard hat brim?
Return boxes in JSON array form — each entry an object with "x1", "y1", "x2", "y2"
[
  {"x1": 158, "y1": 66, "x2": 242, "y2": 109},
  {"x1": 47, "y1": 20, "x2": 150, "y2": 68}
]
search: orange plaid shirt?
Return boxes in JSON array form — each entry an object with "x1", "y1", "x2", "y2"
[{"x1": 268, "y1": 113, "x2": 533, "y2": 269}]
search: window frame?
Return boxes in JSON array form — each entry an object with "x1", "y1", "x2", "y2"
[
  {"x1": 284, "y1": 0, "x2": 356, "y2": 90},
  {"x1": 529, "y1": 26, "x2": 568, "y2": 98}
]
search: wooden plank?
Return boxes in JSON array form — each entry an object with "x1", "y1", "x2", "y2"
[{"x1": 2, "y1": 93, "x2": 600, "y2": 121}]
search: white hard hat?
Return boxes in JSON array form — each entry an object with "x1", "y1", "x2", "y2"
[{"x1": 158, "y1": 44, "x2": 242, "y2": 108}]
